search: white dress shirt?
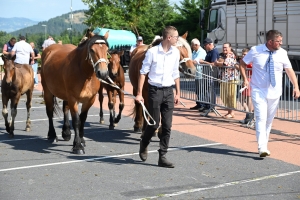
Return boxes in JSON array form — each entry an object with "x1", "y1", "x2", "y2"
[
  {"x1": 243, "y1": 44, "x2": 292, "y2": 99},
  {"x1": 12, "y1": 40, "x2": 33, "y2": 64},
  {"x1": 140, "y1": 43, "x2": 180, "y2": 87}
]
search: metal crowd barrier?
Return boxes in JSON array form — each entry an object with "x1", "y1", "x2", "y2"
[{"x1": 180, "y1": 64, "x2": 300, "y2": 122}]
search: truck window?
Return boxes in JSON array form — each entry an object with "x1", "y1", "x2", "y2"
[{"x1": 208, "y1": 9, "x2": 218, "y2": 32}]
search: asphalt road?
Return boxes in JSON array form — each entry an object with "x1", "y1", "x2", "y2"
[{"x1": 0, "y1": 88, "x2": 299, "y2": 200}]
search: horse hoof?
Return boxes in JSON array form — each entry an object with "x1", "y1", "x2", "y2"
[
  {"x1": 152, "y1": 132, "x2": 157, "y2": 137},
  {"x1": 62, "y1": 136, "x2": 71, "y2": 141},
  {"x1": 62, "y1": 130, "x2": 72, "y2": 141},
  {"x1": 9, "y1": 134, "x2": 14, "y2": 138},
  {"x1": 109, "y1": 125, "x2": 114, "y2": 130},
  {"x1": 134, "y1": 127, "x2": 142, "y2": 133},
  {"x1": 48, "y1": 137, "x2": 58, "y2": 144},
  {"x1": 100, "y1": 120, "x2": 105, "y2": 124},
  {"x1": 73, "y1": 149, "x2": 85, "y2": 154},
  {"x1": 25, "y1": 127, "x2": 31, "y2": 132},
  {"x1": 113, "y1": 123, "x2": 118, "y2": 127}
]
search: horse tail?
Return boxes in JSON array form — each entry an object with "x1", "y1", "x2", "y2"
[{"x1": 129, "y1": 100, "x2": 136, "y2": 118}]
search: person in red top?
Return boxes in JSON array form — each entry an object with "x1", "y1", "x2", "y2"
[{"x1": 239, "y1": 48, "x2": 254, "y2": 124}]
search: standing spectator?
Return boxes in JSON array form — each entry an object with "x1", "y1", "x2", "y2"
[
  {"x1": 42, "y1": 35, "x2": 56, "y2": 50},
  {"x1": 215, "y1": 42, "x2": 239, "y2": 118},
  {"x1": 239, "y1": 48, "x2": 254, "y2": 124},
  {"x1": 190, "y1": 38, "x2": 207, "y2": 110},
  {"x1": 240, "y1": 30, "x2": 299, "y2": 157},
  {"x1": 10, "y1": 36, "x2": 34, "y2": 65},
  {"x1": 29, "y1": 42, "x2": 41, "y2": 87},
  {"x1": 130, "y1": 36, "x2": 144, "y2": 56},
  {"x1": 2, "y1": 37, "x2": 16, "y2": 55},
  {"x1": 199, "y1": 38, "x2": 219, "y2": 112},
  {"x1": 136, "y1": 26, "x2": 180, "y2": 168}
]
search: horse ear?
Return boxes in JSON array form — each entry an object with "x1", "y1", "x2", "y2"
[
  {"x1": 103, "y1": 31, "x2": 109, "y2": 40},
  {"x1": 181, "y1": 31, "x2": 188, "y2": 39},
  {"x1": 119, "y1": 50, "x2": 124, "y2": 56}
]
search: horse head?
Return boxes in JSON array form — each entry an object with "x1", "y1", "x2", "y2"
[
  {"x1": 82, "y1": 29, "x2": 110, "y2": 80},
  {"x1": 108, "y1": 50, "x2": 124, "y2": 78},
  {"x1": 176, "y1": 32, "x2": 196, "y2": 76},
  {"x1": 1, "y1": 54, "x2": 16, "y2": 85}
]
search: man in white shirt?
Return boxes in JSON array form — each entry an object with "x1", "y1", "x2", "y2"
[
  {"x1": 11, "y1": 36, "x2": 34, "y2": 65},
  {"x1": 130, "y1": 36, "x2": 144, "y2": 56},
  {"x1": 42, "y1": 36, "x2": 56, "y2": 50},
  {"x1": 135, "y1": 26, "x2": 180, "y2": 168},
  {"x1": 240, "y1": 30, "x2": 299, "y2": 157},
  {"x1": 189, "y1": 38, "x2": 207, "y2": 110}
]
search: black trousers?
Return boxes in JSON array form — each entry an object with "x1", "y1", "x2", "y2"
[{"x1": 141, "y1": 85, "x2": 174, "y2": 155}]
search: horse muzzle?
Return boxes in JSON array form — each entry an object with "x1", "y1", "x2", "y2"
[{"x1": 96, "y1": 69, "x2": 109, "y2": 80}]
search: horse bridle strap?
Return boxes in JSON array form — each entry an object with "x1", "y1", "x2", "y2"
[{"x1": 179, "y1": 57, "x2": 190, "y2": 64}]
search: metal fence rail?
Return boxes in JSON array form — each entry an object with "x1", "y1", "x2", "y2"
[{"x1": 180, "y1": 64, "x2": 299, "y2": 122}]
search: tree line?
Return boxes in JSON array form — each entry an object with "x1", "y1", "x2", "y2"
[{"x1": 1, "y1": 0, "x2": 210, "y2": 53}]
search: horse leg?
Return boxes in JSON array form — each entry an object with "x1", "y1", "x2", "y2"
[
  {"x1": 61, "y1": 100, "x2": 72, "y2": 141},
  {"x1": 9, "y1": 95, "x2": 21, "y2": 138},
  {"x1": 107, "y1": 90, "x2": 115, "y2": 130},
  {"x1": 43, "y1": 88, "x2": 57, "y2": 143},
  {"x1": 25, "y1": 90, "x2": 33, "y2": 132},
  {"x1": 2, "y1": 95, "x2": 10, "y2": 134},
  {"x1": 98, "y1": 85, "x2": 105, "y2": 124},
  {"x1": 114, "y1": 89, "x2": 124, "y2": 125},
  {"x1": 69, "y1": 101, "x2": 84, "y2": 154}
]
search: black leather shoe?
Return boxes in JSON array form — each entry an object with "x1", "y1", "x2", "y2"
[
  {"x1": 158, "y1": 155, "x2": 174, "y2": 168},
  {"x1": 190, "y1": 105, "x2": 200, "y2": 110},
  {"x1": 139, "y1": 140, "x2": 148, "y2": 161}
]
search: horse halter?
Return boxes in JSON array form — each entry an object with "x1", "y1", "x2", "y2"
[
  {"x1": 87, "y1": 39, "x2": 109, "y2": 71},
  {"x1": 176, "y1": 42, "x2": 191, "y2": 73}
]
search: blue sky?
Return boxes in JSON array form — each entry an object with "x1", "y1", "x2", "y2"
[{"x1": 1, "y1": 0, "x2": 181, "y2": 22}]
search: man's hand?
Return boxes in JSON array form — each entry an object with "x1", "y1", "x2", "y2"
[
  {"x1": 135, "y1": 94, "x2": 144, "y2": 104},
  {"x1": 174, "y1": 94, "x2": 180, "y2": 105},
  {"x1": 293, "y1": 88, "x2": 300, "y2": 99},
  {"x1": 243, "y1": 79, "x2": 249, "y2": 89}
]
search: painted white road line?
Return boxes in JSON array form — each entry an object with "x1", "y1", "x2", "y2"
[
  {"x1": 0, "y1": 127, "x2": 128, "y2": 143},
  {"x1": 0, "y1": 114, "x2": 108, "y2": 124},
  {"x1": 133, "y1": 170, "x2": 300, "y2": 200},
  {"x1": 0, "y1": 143, "x2": 221, "y2": 172}
]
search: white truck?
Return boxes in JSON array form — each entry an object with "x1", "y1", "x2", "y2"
[{"x1": 201, "y1": 0, "x2": 300, "y2": 72}]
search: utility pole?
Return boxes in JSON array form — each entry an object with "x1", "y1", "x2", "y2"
[{"x1": 70, "y1": 0, "x2": 73, "y2": 44}]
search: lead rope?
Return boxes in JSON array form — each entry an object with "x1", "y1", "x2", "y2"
[{"x1": 99, "y1": 77, "x2": 156, "y2": 126}]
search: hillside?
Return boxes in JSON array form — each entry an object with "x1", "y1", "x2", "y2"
[
  {"x1": 0, "y1": 17, "x2": 39, "y2": 33},
  {"x1": 8, "y1": 10, "x2": 88, "y2": 36}
]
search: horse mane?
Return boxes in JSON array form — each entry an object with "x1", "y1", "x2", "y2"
[
  {"x1": 3, "y1": 54, "x2": 16, "y2": 61},
  {"x1": 177, "y1": 37, "x2": 192, "y2": 59}
]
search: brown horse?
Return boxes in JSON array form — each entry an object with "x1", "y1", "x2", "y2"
[
  {"x1": 129, "y1": 32, "x2": 196, "y2": 132},
  {"x1": 41, "y1": 29, "x2": 109, "y2": 154},
  {"x1": 1, "y1": 54, "x2": 34, "y2": 138},
  {"x1": 98, "y1": 50, "x2": 125, "y2": 129}
]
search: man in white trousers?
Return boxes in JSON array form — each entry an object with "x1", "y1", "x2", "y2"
[{"x1": 240, "y1": 30, "x2": 299, "y2": 157}]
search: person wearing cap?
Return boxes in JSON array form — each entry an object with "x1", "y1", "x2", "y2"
[
  {"x1": 10, "y1": 36, "x2": 35, "y2": 65},
  {"x1": 130, "y1": 36, "x2": 144, "y2": 56},
  {"x1": 42, "y1": 35, "x2": 56, "y2": 50},
  {"x1": 2, "y1": 37, "x2": 16, "y2": 55},
  {"x1": 189, "y1": 38, "x2": 207, "y2": 110},
  {"x1": 199, "y1": 38, "x2": 219, "y2": 112}
]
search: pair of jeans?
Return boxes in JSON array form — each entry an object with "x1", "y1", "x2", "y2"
[
  {"x1": 141, "y1": 85, "x2": 174, "y2": 155},
  {"x1": 31, "y1": 63, "x2": 38, "y2": 84}
]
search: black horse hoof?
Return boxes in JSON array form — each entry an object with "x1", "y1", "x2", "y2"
[
  {"x1": 72, "y1": 149, "x2": 85, "y2": 154},
  {"x1": 109, "y1": 125, "x2": 114, "y2": 130},
  {"x1": 134, "y1": 127, "x2": 142, "y2": 133},
  {"x1": 48, "y1": 137, "x2": 58, "y2": 143},
  {"x1": 8, "y1": 134, "x2": 14, "y2": 138}
]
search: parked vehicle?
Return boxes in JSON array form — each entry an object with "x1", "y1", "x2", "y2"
[
  {"x1": 94, "y1": 28, "x2": 136, "y2": 72},
  {"x1": 200, "y1": 0, "x2": 300, "y2": 97}
]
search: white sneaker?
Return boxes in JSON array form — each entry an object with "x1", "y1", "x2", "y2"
[{"x1": 259, "y1": 150, "x2": 271, "y2": 157}]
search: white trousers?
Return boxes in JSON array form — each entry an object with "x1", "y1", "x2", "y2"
[{"x1": 251, "y1": 89, "x2": 280, "y2": 151}]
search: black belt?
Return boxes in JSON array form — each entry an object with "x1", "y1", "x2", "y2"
[{"x1": 149, "y1": 84, "x2": 172, "y2": 90}]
